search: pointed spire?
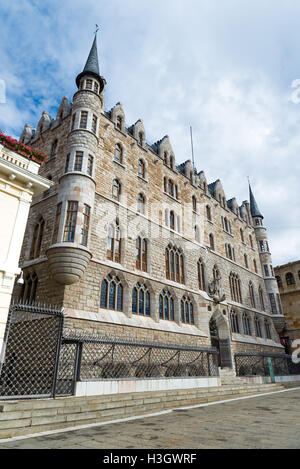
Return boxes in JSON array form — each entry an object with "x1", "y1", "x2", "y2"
[
  {"x1": 76, "y1": 32, "x2": 104, "y2": 91},
  {"x1": 249, "y1": 183, "x2": 264, "y2": 219}
]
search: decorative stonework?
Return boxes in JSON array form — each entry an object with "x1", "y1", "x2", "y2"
[{"x1": 46, "y1": 245, "x2": 92, "y2": 285}]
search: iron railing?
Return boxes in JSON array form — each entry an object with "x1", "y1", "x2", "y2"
[
  {"x1": 235, "y1": 352, "x2": 300, "y2": 377},
  {"x1": 0, "y1": 301, "x2": 64, "y2": 399},
  {"x1": 62, "y1": 331, "x2": 220, "y2": 381}
]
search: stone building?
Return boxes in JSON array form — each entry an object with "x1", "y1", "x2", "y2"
[
  {"x1": 0, "y1": 132, "x2": 52, "y2": 363},
  {"x1": 14, "y1": 34, "x2": 286, "y2": 369},
  {"x1": 275, "y1": 260, "x2": 300, "y2": 354}
]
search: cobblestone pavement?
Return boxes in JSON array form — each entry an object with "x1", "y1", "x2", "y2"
[{"x1": 0, "y1": 389, "x2": 299, "y2": 449}]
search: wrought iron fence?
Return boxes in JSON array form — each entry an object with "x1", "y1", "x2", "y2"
[
  {"x1": 0, "y1": 301, "x2": 64, "y2": 399},
  {"x1": 235, "y1": 353, "x2": 300, "y2": 377},
  {"x1": 63, "y1": 331, "x2": 220, "y2": 381}
]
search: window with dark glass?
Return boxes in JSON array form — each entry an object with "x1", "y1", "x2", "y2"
[
  {"x1": 269, "y1": 293, "x2": 278, "y2": 315},
  {"x1": 115, "y1": 144, "x2": 122, "y2": 163},
  {"x1": 230, "y1": 310, "x2": 239, "y2": 333},
  {"x1": 138, "y1": 193, "x2": 146, "y2": 214},
  {"x1": 249, "y1": 282, "x2": 255, "y2": 308},
  {"x1": 165, "y1": 245, "x2": 184, "y2": 284},
  {"x1": 181, "y1": 296, "x2": 194, "y2": 324},
  {"x1": 255, "y1": 316, "x2": 262, "y2": 337},
  {"x1": 206, "y1": 205, "x2": 212, "y2": 221},
  {"x1": 65, "y1": 153, "x2": 70, "y2": 173},
  {"x1": 22, "y1": 272, "x2": 38, "y2": 303},
  {"x1": 51, "y1": 140, "x2": 58, "y2": 158},
  {"x1": 198, "y1": 259, "x2": 206, "y2": 291},
  {"x1": 243, "y1": 313, "x2": 251, "y2": 335},
  {"x1": 209, "y1": 233, "x2": 215, "y2": 251},
  {"x1": 132, "y1": 283, "x2": 150, "y2": 316},
  {"x1": 286, "y1": 272, "x2": 295, "y2": 286},
  {"x1": 92, "y1": 114, "x2": 98, "y2": 134},
  {"x1": 100, "y1": 274, "x2": 123, "y2": 311},
  {"x1": 30, "y1": 217, "x2": 45, "y2": 259},
  {"x1": 229, "y1": 272, "x2": 242, "y2": 303},
  {"x1": 136, "y1": 237, "x2": 147, "y2": 272},
  {"x1": 79, "y1": 111, "x2": 88, "y2": 129},
  {"x1": 74, "y1": 151, "x2": 83, "y2": 171},
  {"x1": 52, "y1": 203, "x2": 62, "y2": 244},
  {"x1": 112, "y1": 179, "x2": 121, "y2": 201},
  {"x1": 87, "y1": 155, "x2": 94, "y2": 177},
  {"x1": 86, "y1": 79, "x2": 93, "y2": 90},
  {"x1": 265, "y1": 320, "x2": 272, "y2": 339},
  {"x1": 259, "y1": 287, "x2": 265, "y2": 311},
  {"x1": 138, "y1": 159, "x2": 145, "y2": 178},
  {"x1": 63, "y1": 201, "x2": 78, "y2": 243},
  {"x1": 107, "y1": 220, "x2": 121, "y2": 263},
  {"x1": 159, "y1": 290, "x2": 174, "y2": 321}
]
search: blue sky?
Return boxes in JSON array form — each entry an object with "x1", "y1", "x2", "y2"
[{"x1": 0, "y1": 0, "x2": 299, "y2": 266}]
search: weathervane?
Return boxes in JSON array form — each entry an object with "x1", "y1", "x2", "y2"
[{"x1": 94, "y1": 24, "x2": 100, "y2": 35}]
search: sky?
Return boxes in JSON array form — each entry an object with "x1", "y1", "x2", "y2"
[{"x1": 0, "y1": 0, "x2": 299, "y2": 266}]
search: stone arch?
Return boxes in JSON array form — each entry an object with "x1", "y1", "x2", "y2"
[{"x1": 209, "y1": 308, "x2": 232, "y2": 368}]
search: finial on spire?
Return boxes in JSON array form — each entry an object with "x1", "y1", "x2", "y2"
[
  {"x1": 94, "y1": 24, "x2": 100, "y2": 35},
  {"x1": 75, "y1": 31, "x2": 105, "y2": 91}
]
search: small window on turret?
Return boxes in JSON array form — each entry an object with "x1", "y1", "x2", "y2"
[
  {"x1": 86, "y1": 79, "x2": 93, "y2": 90},
  {"x1": 80, "y1": 111, "x2": 88, "y2": 129},
  {"x1": 71, "y1": 114, "x2": 76, "y2": 130},
  {"x1": 92, "y1": 115, "x2": 98, "y2": 134},
  {"x1": 94, "y1": 82, "x2": 99, "y2": 94},
  {"x1": 74, "y1": 151, "x2": 83, "y2": 171}
]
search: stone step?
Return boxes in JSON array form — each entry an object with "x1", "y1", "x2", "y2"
[{"x1": 0, "y1": 381, "x2": 294, "y2": 439}]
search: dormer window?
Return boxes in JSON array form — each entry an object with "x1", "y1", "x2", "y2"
[
  {"x1": 116, "y1": 116, "x2": 123, "y2": 131},
  {"x1": 170, "y1": 155, "x2": 174, "y2": 170},
  {"x1": 138, "y1": 132, "x2": 144, "y2": 147},
  {"x1": 112, "y1": 179, "x2": 121, "y2": 201}
]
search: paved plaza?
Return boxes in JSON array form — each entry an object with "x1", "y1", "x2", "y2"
[{"x1": 0, "y1": 389, "x2": 299, "y2": 449}]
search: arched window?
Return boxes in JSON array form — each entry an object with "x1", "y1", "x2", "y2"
[
  {"x1": 240, "y1": 229, "x2": 244, "y2": 243},
  {"x1": 244, "y1": 254, "x2": 249, "y2": 269},
  {"x1": 230, "y1": 310, "x2": 239, "y2": 333},
  {"x1": 249, "y1": 235, "x2": 253, "y2": 249},
  {"x1": 107, "y1": 220, "x2": 121, "y2": 263},
  {"x1": 276, "y1": 275, "x2": 282, "y2": 288},
  {"x1": 195, "y1": 225, "x2": 200, "y2": 243},
  {"x1": 100, "y1": 274, "x2": 123, "y2": 311},
  {"x1": 132, "y1": 283, "x2": 150, "y2": 316},
  {"x1": 136, "y1": 237, "x2": 147, "y2": 272},
  {"x1": 255, "y1": 316, "x2": 262, "y2": 338},
  {"x1": 168, "y1": 179, "x2": 175, "y2": 197},
  {"x1": 213, "y1": 265, "x2": 220, "y2": 281},
  {"x1": 253, "y1": 259, "x2": 258, "y2": 273},
  {"x1": 22, "y1": 271, "x2": 38, "y2": 303},
  {"x1": 165, "y1": 245, "x2": 184, "y2": 284},
  {"x1": 192, "y1": 196, "x2": 197, "y2": 212},
  {"x1": 209, "y1": 233, "x2": 215, "y2": 251},
  {"x1": 138, "y1": 193, "x2": 146, "y2": 215},
  {"x1": 226, "y1": 244, "x2": 234, "y2": 261},
  {"x1": 159, "y1": 290, "x2": 174, "y2": 321},
  {"x1": 265, "y1": 320, "x2": 272, "y2": 339},
  {"x1": 170, "y1": 211, "x2": 175, "y2": 231},
  {"x1": 181, "y1": 296, "x2": 194, "y2": 324},
  {"x1": 286, "y1": 272, "x2": 295, "y2": 286},
  {"x1": 242, "y1": 313, "x2": 251, "y2": 336},
  {"x1": 259, "y1": 286, "x2": 265, "y2": 311},
  {"x1": 229, "y1": 273, "x2": 242, "y2": 303},
  {"x1": 138, "y1": 159, "x2": 145, "y2": 179},
  {"x1": 112, "y1": 179, "x2": 121, "y2": 201},
  {"x1": 30, "y1": 217, "x2": 45, "y2": 260},
  {"x1": 198, "y1": 259, "x2": 206, "y2": 291},
  {"x1": 114, "y1": 144, "x2": 123, "y2": 163},
  {"x1": 51, "y1": 139, "x2": 58, "y2": 158},
  {"x1": 206, "y1": 205, "x2": 212, "y2": 221}
]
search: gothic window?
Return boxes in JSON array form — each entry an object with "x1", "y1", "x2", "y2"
[
  {"x1": 30, "y1": 217, "x2": 45, "y2": 259},
  {"x1": 259, "y1": 240, "x2": 266, "y2": 253},
  {"x1": 206, "y1": 205, "x2": 212, "y2": 221},
  {"x1": 255, "y1": 316, "x2": 262, "y2": 338},
  {"x1": 79, "y1": 111, "x2": 88, "y2": 129},
  {"x1": 165, "y1": 245, "x2": 184, "y2": 284},
  {"x1": 259, "y1": 286, "x2": 265, "y2": 311},
  {"x1": 229, "y1": 272, "x2": 242, "y2": 303},
  {"x1": 276, "y1": 276, "x2": 282, "y2": 288},
  {"x1": 244, "y1": 254, "x2": 249, "y2": 269},
  {"x1": 168, "y1": 179, "x2": 174, "y2": 197},
  {"x1": 92, "y1": 114, "x2": 98, "y2": 134},
  {"x1": 112, "y1": 179, "x2": 121, "y2": 201},
  {"x1": 65, "y1": 153, "x2": 70, "y2": 173},
  {"x1": 264, "y1": 265, "x2": 270, "y2": 277},
  {"x1": 195, "y1": 225, "x2": 200, "y2": 243},
  {"x1": 63, "y1": 201, "x2": 78, "y2": 243},
  {"x1": 80, "y1": 204, "x2": 91, "y2": 247},
  {"x1": 74, "y1": 151, "x2": 83, "y2": 171},
  {"x1": 114, "y1": 144, "x2": 123, "y2": 163},
  {"x1": 265, "y1": 320, "x2": 272, "y2": 339},
  {"x1": 138, "y1": 159, "x2": 145, "y2": 179},
  {"x1": 22, "y1": 271, "x2": 38, "y2": 303},
  {"x1": 138, "y1": 193, "x2": 146, "y2": 215},
  {"x1": 276, "y1": 294, "x2": 283, "y2": 315},
  {"x1": 269, "y1": 293, "x2": 278, "y2": 315},
  {"x1": 170, "y1": 155, "x2": 175, "y2": 170},
  {"x1": 52, "y1": 203, "x2": 62, "y2": 244},
  {"x1": 136, "y1": 237, "x2": 147, "y2": 272},
  {"x1": 51, "y1": 139, "x2": 58, "y2": 158},
  {"x1": 209, "y1": 233, "x2": 215, "y2": 251},
  {"x1": 240, "y1": 229, "x2": 244, "y2": 243},
  {"x1": 253, "y1": 259, "x2": 258, "y2": 273},
  {"x1": 132, "y1": 283, "x2": 150, "y2": 316},
  {"x1": 192, "y1": 196, "x2": 197, "y2": 213},
  {"x1": 249, "y1": 282, "x2": 255, "y2": 308},
  {"x1": 198, "y1": 259, "x2": 206, "y2": 291},
  {"x1": 242, "y1": 313, "x2": 251, "y2": 336},
  {"x1": 170, "y1": 211, "x2": 175, "y2": 231},
  {"x1": 87, "y1": 155, "x2": 94, "y2": 177},
  {"x1": 159, "y1": 290, "x2": 174, "y2": 321},
  {"x1": 230, "y1": 310, "x2": 239, "y2": 333},
  {"x1": 107, "y1": 220, "x2": 121, "y2": 263},
  {"x1": 286, "y1": 272, "x2": 295, "y2": 286},
  {"x1": 226, "y1": 244, "x2": 234, "y2": 261},
  {"x1": 100, "y1": 274, "x2": 123, "y2": 311},
  {"x1": 181, "y1": 296, "x2": 194, "y2": 325},
  {"x1": 249, "y1": 235, "x2": 254, "y2": 249}
]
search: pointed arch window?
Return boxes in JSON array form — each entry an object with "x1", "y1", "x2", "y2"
[
  {"x1": 181, "y1": 296, "x2": 194, "y2": 324},
  {"x1": 138, "y1": 159, "x2": 145, "y2": 179},
  {"x1": 112, "y1": 179, "x2": 121, "y2": 201},
  {"x1": 198, "y1": 259, "x2": 206, "y2": 291},
  {"x1": 253, "y1": 259, "x2": 258, "y2": 273},
  {"x1": 165, "y1": 245, "x2": 184, "y2": 284},
  {"x1": 114, "y1": 144, "x2": 123, "y2": 164},
  {"x1": 138, "y1": 193, "x2": 146, "y2": 215},
  {"x1": 265, "y1": 319, "x2": 272, "y2": 339},
  {"x1": 107, "y1": 220, "x2": 121, "y2": 263},
  {"x1": 192, "y1": 195, "x2": 197, "y2": 213},
  {"x1": 100, "y1": 274, "x2": 123, "y2": 311},
  {"x1": 230, "y1": 310, "x2": 239, "y2": 333},
  {"x1": 136, "y1": 237, "x2": 147, "y2": 272},
  {"x1": 255, "y1": 316, "x2": 262, "y2": 338},
  {"x1": 30, "y1": 217, "x2": 45, "y2": 259},
  {"x1": 242, "y1": 313, "x2": 251, "y2": 336},
  {"x1": 206, "y1": 205, "x2": 212, "y2": 221},
  {"x1": 259, "y1": 286, "x2": 265, "y2": 311},
  {"x1": 159, "y1": 290, "x2": 174, "y2": 321},
  {"x1": 170, "y1": 211, "x2": 175, "y2": 231},
  {"x1": 132, "y1": 283, "x2": 150, "y2": 316},
  {"x1": 229, "y1": 272, "x2": 242, "y2": 303},
  {"x1": 195, "y1": 225, "x2": 200, "y2": 243},
  {"x1": 240, "y1": 229, "x2": 244, "y2": 243},
  {"x1": 22, "y1": 271, "x2": 38, "y2": 303},
  {"x1": 244, "y1": 254, "x2": 249, "y2": 269},
  {"x1": 209, "y1": 233, "x2": 215, "y2": 251}
]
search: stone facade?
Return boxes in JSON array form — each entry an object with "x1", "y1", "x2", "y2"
[
  {"x1": 274, "y1": 260, "x2": 300, "y2": 353},
  {"x1": 14, "y1": 36, "x2": 285, "y2": 368}
]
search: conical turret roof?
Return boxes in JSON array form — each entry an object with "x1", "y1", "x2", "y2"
[
  {"x1": 76, "y1": 34, "x2": 104, "y2": 91},
  {"x1": 249, "y1": 184, "x2": 264, "y2": 219}
]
